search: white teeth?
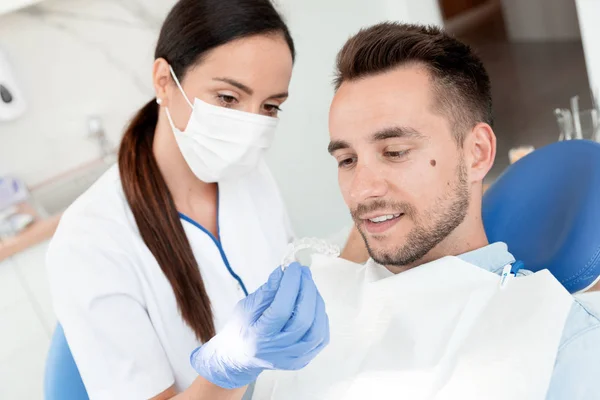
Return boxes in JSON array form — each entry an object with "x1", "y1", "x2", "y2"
[{"x1": 369, "y1": 214, "x2": 401, "y2": 223}]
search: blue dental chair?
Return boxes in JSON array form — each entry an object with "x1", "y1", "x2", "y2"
[
  {"x1": 44, "y1": 324, "x2": 89, "y2": 400},
  {"x1": 483, "y1": 140, "x2": 600, "y2": 293}
]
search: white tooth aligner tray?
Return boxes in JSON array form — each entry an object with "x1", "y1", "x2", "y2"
[{"x1": 281, "y1": 237, "x2": 341, "y2": 271}]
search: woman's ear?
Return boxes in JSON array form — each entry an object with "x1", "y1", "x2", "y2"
[{"x1": 153, "y1": 58, "x2": 172, "y2": 107}]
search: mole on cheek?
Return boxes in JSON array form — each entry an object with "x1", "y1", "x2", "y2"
[{"x1": 430, "y1": 159, "x2": 437, "y2": 167}]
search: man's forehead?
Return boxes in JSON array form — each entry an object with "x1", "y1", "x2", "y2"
[
  {"x1": 333, "y1": 64, "x2": 432, "y2": 104},
  {"x1": 329, "y1": 65, "x2": 436, "y2": 140}
]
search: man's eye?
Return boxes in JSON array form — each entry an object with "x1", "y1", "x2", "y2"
[
  {"x1": 338, "y1": 157, "x2": 357, "y2": 168},
  {"x1": 385, "y1": 150, "x2": 410, "y2": 159}
]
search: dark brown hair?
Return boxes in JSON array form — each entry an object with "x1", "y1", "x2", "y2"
[
  {"x1": 118, "y1": 0, "x2": 294, "y2": 342},
  {"x1": 334, "y1": 22, "x2": 492, "y2": 143}
]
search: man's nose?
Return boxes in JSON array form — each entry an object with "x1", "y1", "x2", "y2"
[{"x1": 349, "y1": 162, "x2": 388, "y2": 203}]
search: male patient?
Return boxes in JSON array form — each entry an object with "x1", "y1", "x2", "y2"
[{"x1": 254, "y1": 23, "x2": 600, "y2": 399}]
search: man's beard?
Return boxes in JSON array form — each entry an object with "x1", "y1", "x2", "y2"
[{"x1": 352, "y1": 159, "x2": 470, "y2": 267}]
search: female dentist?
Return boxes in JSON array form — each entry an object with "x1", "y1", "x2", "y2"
[{"x1": 46, "y1": 0, "x2": 332, "y2": 399}]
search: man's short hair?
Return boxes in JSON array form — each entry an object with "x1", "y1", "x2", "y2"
[{"x1": 334, "y1": 22, "x2": 493, "y2": 144}]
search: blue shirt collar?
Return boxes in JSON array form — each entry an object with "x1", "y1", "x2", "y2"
[{"x1": 457, "y1": 242, "x2": 515, "y2": 274}]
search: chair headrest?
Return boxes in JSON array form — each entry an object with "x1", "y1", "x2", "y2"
[{"x1": 483, "y1": 140, "x2": 600, "y2": 293}]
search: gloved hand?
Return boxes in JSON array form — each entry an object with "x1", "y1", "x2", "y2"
[{"x1": 190, "y1": 262, "x2": 329, "y2": 389}]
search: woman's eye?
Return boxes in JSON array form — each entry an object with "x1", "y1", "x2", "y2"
[
  {"x1": 264, "y1": 104, "x2": 282, "y2": 116},
  {"x1": 217, "y1": 94, "x2": 238, "y2": 107}
]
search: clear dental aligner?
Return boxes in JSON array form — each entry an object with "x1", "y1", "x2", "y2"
[{"x1": 281, "y1": 238, "x2": 341, "y2": 270}]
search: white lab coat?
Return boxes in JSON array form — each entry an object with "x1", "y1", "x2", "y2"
[{"x1": 46, "y1": 162, "x2": 293, "y2": 400}]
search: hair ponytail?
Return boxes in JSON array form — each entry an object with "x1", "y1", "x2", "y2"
[{"x1": 118, "y1": 100, "x2": 216, "y2": 341}]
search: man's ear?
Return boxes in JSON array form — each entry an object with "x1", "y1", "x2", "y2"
[{"x1": 465, "y1": 122, "x2": 496, "y2": 184}]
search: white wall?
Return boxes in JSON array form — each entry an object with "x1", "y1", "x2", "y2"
[
  {"x1": 501, "y1": 0, "x2": 581, "y2": 41},
  {"x1": 0, "y1": 0, "x2": 43, "y2": 15},
  {"x1": 403, "y1": 0, "x2": 444, "y2": 25},
  {"x1": 576, "y1": 0, "x2": 600, "y2": 96},
  {"x1": 0, "y1": 0, "x2": 442, "y2": 238},
  {"x1": 0, "y1": 0, "x2": 175, "y2": 183}
]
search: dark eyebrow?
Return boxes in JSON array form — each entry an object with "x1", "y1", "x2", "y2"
[
  {"x1": 213, "y1": 77, "x2": 253, "y2": 95},
  {"x1": 213, "y1": 77, "x2": 288, "y2": 100},
  {"x1": 328, "y1": 126, "x2": 424, "y2": 154},
  {"x1": 371, "y1": 126, "x2": 425, "y2": 142},
  {"x1": 267, "y1": 92, "x2": 289, "y2": 100},
  {"x1": 328, "y1": 140, "x2": 351, "y2": 154}
]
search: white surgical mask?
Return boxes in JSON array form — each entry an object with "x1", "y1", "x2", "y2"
[{"x1": 164, "y1": 65, "x2": 278, "y2": 182}]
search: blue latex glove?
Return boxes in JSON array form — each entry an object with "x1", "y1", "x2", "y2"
[{"x1": 190, "y1": 262, "x2": 330, "y2": 389}]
